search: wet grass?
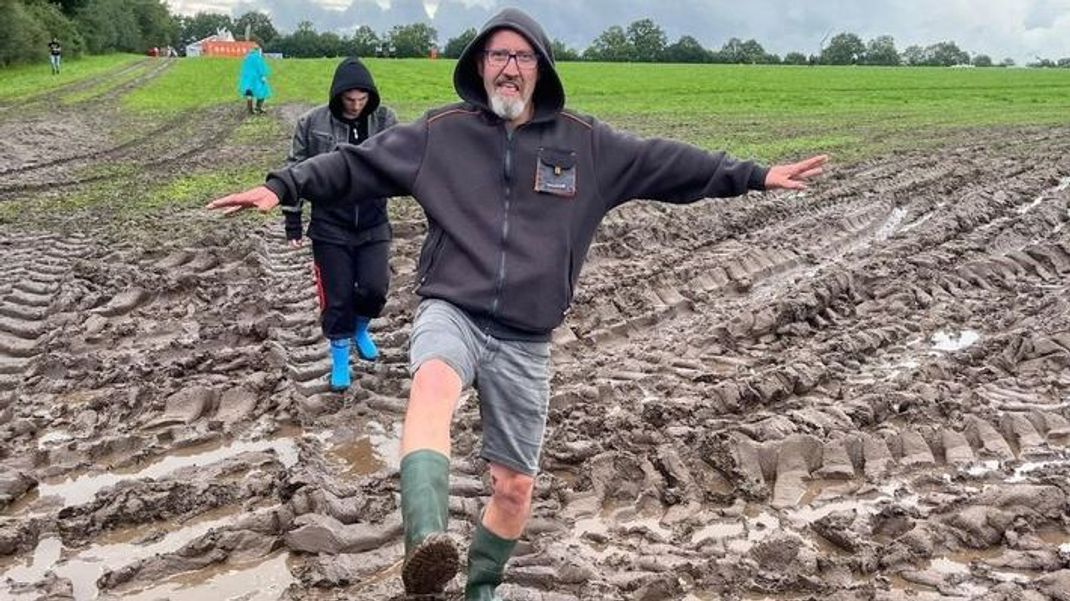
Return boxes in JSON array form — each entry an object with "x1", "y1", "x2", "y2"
[
  {"x1": 0, "y1": 113, "x2": 277, "y2": 226},
  {"x1": 121, "y1": 57, "x2": 456, "y2": 119},
  {"x1": 121, "y1": 58, "x2": 1070, "y2": 163},
  {"x1": 7, "y1": 57, "x2": 1070, "y2": 227},
  {"x1": 0, "y1": 162, "x2": 270, "y2": 230},
  {"x1": 0, "y1": 54, "x2": 144, "y2": 102},
  {"x1": 145, "y1": 165, "x2": 268, "y2": 211},
  {"x1": 60, "y1": 60, "x2": 157, "y2": 105},
  {"x1": 230, "y1": 113, "x2": 289, "y2": 145}
]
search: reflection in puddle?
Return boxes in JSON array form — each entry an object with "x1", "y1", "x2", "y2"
[
  {"x1": 1, "y1": 487, "x2": 42, "y2": 516},
  {"x1": 961, "y1": 456, "x2": 1070, "y2": 482},
  {"x1": 691, "y1": 521, "x2": 745, "y2": 544},
  {"x1": 798, "y1": 478, "x2": 858, "y2": 506},
  {"x1": 0, "y1": 507, "x2": 243, "y2": 601},
  {"x1": 899, "y1": 211, "x2": 934, "y2": 233},
  {"x1": 37, "y1": 430, "x2": 73, "y2": 447},
  {"x1": 1019, "y1": 176, "x2": 1070, "y2": 215},
  {"x1": 117, "y1": 552, "x2": 293, "y2": 601},
  {"x1": 323, "y1": 420, "x2": 401, "y2": 476},
  {"x1": 0, "y1": 536, "x2": 62, "y2": 586},
  {"x1": 34, "y1": 435, "x2": 300, "y2": 507},
  {"x1": 1038, "y1": 526, "x2": 1070, "y2": 546},
  {"x1": 570, "y1": 506, "x2": 675, "y2": 559},
  {"x1": 1008, "y1": 457, "x2": 1070, "y2": 482},
  {"x1": 785, "y1": 481, "x2": 918, "y2": 526},
  {"x1": 964, "y1": 459, "x2": 1001, "y2": 477},
  {"x1": 930, "y1": 330, "x2": 980, "y2": 352},
  {"x1": 719, "y1": 509, "x2": 779, "y2": 555},
  {"x1": 875, "y1": 207, "x2": 907, "y2": 240}
]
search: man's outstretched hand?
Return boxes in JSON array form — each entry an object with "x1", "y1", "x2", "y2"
[
  {"x1": 764, "y1": 155, "x2": 828, "y2": 191},
  {"x1": 205, "y1": 185, "x2": 280, "y2": 215}
]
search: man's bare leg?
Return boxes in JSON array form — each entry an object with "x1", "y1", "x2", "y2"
[
  {"x1": 483, "y1": 463, "x2": 533, "y2": 538},
  {"x1": 402, "y1": 359, "x2": 462, "y2": 455},
  {"x1": 465, "y1": 463, "x2": 531, "y2": 599},
  {"x1": 399, "y1": 359, "x2": 463, "y2": 594}
]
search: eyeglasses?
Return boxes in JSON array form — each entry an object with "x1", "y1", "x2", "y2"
[{"x1": 483, "y1": 49, "x2": 539, "y2": 70}]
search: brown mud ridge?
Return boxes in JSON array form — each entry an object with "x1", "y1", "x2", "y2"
[{"x1": 1, "y1": 119, "x2": 1070, "y2": 600}]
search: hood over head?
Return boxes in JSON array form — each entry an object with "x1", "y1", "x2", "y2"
[
  {"x1": 329, "y1": 57, "x2": 380, "y2": 119},
  {"x1": 453, "y1": 7, "x2": 564, "y2": 121}
]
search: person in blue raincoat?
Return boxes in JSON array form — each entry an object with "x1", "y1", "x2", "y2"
[{"x1": 237, "y1": 47, "x2": 272, "y2": 114}]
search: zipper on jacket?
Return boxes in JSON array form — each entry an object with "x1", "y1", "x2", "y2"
[
  {"x1": 490, "y1": 128, "x2": 516, "y2": 318},
  {"x1": 415, "y1": 227, "x2": 446, "y2": 292}
]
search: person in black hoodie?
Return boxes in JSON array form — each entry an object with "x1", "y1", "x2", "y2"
[
  {"x1": 284, "y1": 57, "x2": 398, "y2": 392},
  {"x1": 210, "y1": 8, "x2": 826, "y2": 598}
]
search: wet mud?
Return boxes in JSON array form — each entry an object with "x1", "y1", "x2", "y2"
[{"x1": 1, "y1": 83, "x2": 1069, "y2": 600}]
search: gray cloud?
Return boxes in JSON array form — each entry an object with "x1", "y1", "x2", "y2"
[{"x1": 167, "y1": 0, "x2": 1070, "y2": 63}]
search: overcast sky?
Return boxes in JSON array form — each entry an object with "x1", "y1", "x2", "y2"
[{"x1": 166, "y1": 0, "x2": 1070, "y2": 63}]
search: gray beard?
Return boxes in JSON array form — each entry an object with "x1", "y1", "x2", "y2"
[{"x1": 489, "y1": 94, "x2": 526, "y2": 121}]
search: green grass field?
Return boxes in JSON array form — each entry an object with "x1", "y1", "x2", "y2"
[
  {"x1": 116, "y1": 57, "x2": 1070, "y2": 162},
  {"x1": 0, "y1": 54, "x2": 145, "y2": 102},
  {"x1": 4, "y1": 55, "x2": 1070, "y2": 164},
  {"x1": 2, "y1": 56, "x2": 1069, "y2": 235}
]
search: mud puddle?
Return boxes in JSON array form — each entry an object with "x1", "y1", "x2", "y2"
[
  {"x1": 317, "y1": 419, "x2": 401, "y2": 476},
  {"x1": 930, "y1": 329, "x2": 981, "y2": 352},
  {"x1": 3, "y1": 77, "x2": 1070, "y2": 600},
  {"x1": 0, "y1": 506, "x2": 242, "y2": 600},
  {"x1": 1018, "y1": 175, "x2": 1070, "y2": 215},
  {"x1": 785, "y1": 480, "x2": 919, "y2": 526},
  {"x1": 113, "y1": 551, "x2": 294, "y2": 601},
  {"x1": 30, "y1": 433, "x2": 301, "y2": 508}
]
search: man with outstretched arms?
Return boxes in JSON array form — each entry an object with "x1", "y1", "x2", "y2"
[{"x1": 209, "y1": 8, "x2": 826, "y2": 598}]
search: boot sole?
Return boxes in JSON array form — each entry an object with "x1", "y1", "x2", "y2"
[{"x1": 402, "y1": 533, "x2": 459, "y2": 594}]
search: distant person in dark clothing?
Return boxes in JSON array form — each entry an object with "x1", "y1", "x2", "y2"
[
  {"x1": 285, "y1": 57, "x2": 398, "y2": 391},
  {"x1": 48, "y1": 39, "x2": 61, "y2": 75}
]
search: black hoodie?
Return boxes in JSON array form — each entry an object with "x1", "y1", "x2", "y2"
[
  {"x1": 267, "y1": 8, "x2": 768, "y2": 340},
  {"x1": 283, "y1": 57, "x2": 397, "y2": 245}
]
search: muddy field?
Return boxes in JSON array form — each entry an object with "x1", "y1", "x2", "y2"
[{"x1": 2, "y1": 62, "x2": 1070, "y2": 601}]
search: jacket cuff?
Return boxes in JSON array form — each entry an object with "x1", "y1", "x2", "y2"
[
  {"x1": 264, "y1": 177, "x2": 292, "y2": 207},
  {"x1": 749, "y1": 165, "x2": 769, "y2": 191},
  {"x1": 284, "y1": 215, "x2": 302, "y2": 239}
]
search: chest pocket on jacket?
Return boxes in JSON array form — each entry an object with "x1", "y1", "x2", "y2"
[
  {"x1": 534, "y1": 147, "x2": 577, "y2": 198},
  {"x1": 310, "y1": 130, "x2": 335, "y2": 155}
]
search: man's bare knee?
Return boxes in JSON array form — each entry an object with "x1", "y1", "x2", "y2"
[
  {"x1": 412, "y1": 359, "x2": 462, "y2": 404},
  {"x1": 489, "y1": 464, "x2": 535, "y2": 516}
]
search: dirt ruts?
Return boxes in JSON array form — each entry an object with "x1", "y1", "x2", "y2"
[{"x1": 1, "y1": 106, "x2": 1068, "y2": 600}]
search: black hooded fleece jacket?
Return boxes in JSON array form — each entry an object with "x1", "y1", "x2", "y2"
[
  {"x1": 283, "y1": 57, "x2": 397, "y2": 245},
  {"x1": 265, "y1": 8, "x2": 769, "y2": 341}
]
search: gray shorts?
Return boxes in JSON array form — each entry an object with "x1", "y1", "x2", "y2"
[{"x1": 408, "y1": 298, "x2": 551, "y2": 476}]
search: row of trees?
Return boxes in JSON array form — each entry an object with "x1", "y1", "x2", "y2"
[
  {"x1": 819, "y1": 33, "x2": 1013, "y2": 67},
  {"x1": 578, "y1": 21, "x2": 1020, "y2": 67},
  {"x1": 1, "y1": 0, "x2": 175, "y2": 66},
  {"x1": 240, "y1": 14, "x2": 1070, "y2": 68},
  {"x1": 173, "y1": 11, "x2": 439, "y2": 59},
  {"x1": 6, "y1": 3, "x2": 1070, "y2": 69}
]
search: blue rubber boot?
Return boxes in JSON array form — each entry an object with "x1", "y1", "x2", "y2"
[
  {"x1": 354, "y1": 316, "x2": 379, "y2": 361},
  {"x1": 328, "y1": 338, "x2": 351, "y2": 391}
]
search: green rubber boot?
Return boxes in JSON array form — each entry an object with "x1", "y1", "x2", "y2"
[
  {"x1": 464, "y1": 522, "x2": 517, "y2": 600},
  {"x1": 400, "y1": 450, "x2": 459, "y2": 594}
]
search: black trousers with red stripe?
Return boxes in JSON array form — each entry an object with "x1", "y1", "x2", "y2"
[{"x1": 312, "y1": 240, "x2": 391, "y2": 340}]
